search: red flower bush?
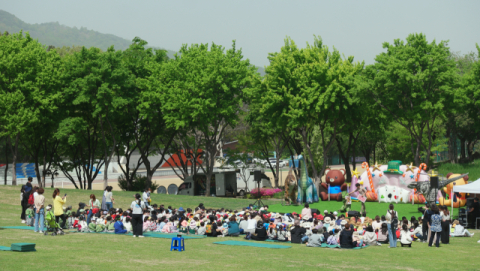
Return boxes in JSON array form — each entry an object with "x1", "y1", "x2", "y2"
[{"x1": 250, "y1": 188, "x2": 282, "y2": 197}]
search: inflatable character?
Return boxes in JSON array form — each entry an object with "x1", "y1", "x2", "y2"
[
  {"x1": 408, "y1": 173, "x2": 469, "y2": 204},
  {"x1": 295, "y1": 155, "x2": 319, "y2": 204},
  {"x1": 284, "y1": 168, "x2": 297, "y2": 204},
  {"x1": 438, "y1": 173, "x2": 469, "y2": 208},
  {"x1": 320, "y1": 169, "x2": 347, "y2": 201}
]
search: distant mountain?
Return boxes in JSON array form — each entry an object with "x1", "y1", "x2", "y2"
[
  {"x1": 0, "y1": 10, "x2": 175, "y2": 56},
  {"x1": 0, "y1": 9, "x2": 264, "y2": 75}
]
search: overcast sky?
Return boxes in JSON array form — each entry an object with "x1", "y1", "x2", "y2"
[{"x1": 1, "y1": 0, "x2": 479, "y2": 67}]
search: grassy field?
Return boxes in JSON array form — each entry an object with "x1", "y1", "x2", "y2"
[{"x1": 1, "y1": 185, "x2": 480, "y2": 270}]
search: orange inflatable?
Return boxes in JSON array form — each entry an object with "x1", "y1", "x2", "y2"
[
  {"x1": 409, "y1": 193, "x2": 426, "y2": 204},
  {"x1": 438, "y1": 173, "x2": 469, "y2": 208},
  {"x1": 366, "y1": 191, "x2": 378, "y2": 201}
]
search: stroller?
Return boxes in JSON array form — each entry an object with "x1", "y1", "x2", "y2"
[{"x1": 44, "y1": 208, "x2": 65, "y2": 236}]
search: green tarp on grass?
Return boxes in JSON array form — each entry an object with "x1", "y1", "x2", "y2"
[
  {"x1": 1, "y1": 226, "x2": 205, "y2": 239},
  {"x1": 0, "y1": 246, "x2": 12, "y2": 251},
  {"x1": 213, "y1": 240, "x2": 291, "y2": 249},
  {"x1": 1, "y1": 226, "x2": 45, "y2": 231}
]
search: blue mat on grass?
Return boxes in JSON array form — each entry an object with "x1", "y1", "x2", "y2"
[
  {"x1": 0, "y1": 246, "x2": 12, "y2": 251},
  {"x1": 213, "y1": 240, "x2": 291, "y2": 249}
]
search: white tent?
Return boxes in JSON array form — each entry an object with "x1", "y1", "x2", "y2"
[
  {"x1": 453, "y1": 178, "x2": 480, "y2": 193},
  {"x1": 452, "y1": 178, "x2": 480, "y2": 227}
]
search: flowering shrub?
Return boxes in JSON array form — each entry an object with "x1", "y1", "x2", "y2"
[{"x1": 250, "y1": 188, "x2": 282, "y2": 197}]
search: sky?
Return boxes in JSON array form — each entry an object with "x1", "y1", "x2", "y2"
[{"x1": 1, "y1": 0, "x2": 479, "y2": 67}]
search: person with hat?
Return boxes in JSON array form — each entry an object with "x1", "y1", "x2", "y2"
[{"x1": 290, "y1": 220, "x2": 307, "y2": 244}]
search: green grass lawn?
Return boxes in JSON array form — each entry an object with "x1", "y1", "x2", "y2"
[{"x1": 1, "y1": 185, "x2": 480, "y2": 270}]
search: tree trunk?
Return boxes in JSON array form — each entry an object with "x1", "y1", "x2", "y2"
[
  {"x1": 336, "y1": 138, "x2": 352, "y2": 183},
  {"x1": 460, "y1": 138, "x2": 466, "y2": 160},
  {"x1": 300, "y1": 128, "x2": 318, "y2": 184},
  {"x1": 34, "y1": 155, "x2": 42, "y2": 188},
  {"x1": 4, "y1": 138, "x2": 9, "y2": 185},
  {"x1": 10, "y1": 135, "x2": 19, "y2": 186},
  {"x1": 103, "y1": 153, "x2": 109, "y2": 189},
  {"x1": 412, "y1": 137, "x2": 420, "y2": 165}
]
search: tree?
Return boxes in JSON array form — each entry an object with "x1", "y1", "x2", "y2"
[
  {"x1": 154, "y1": 41, "x2": 257, "y2": 196},
  {"x1": 56, "y1": 46, "x2": 131, "y2": 189},
  {"x1": 463, "y1": 45, "x2": 480, "y2": 158},
  {"x1": 125, "y1": 37, "x2": 173, "y2": 189},
  {"x1": 0, "y1": 31, "x2": 59, "y2": 186},
  {"x1": 247, "y1": 36, "x2": 363, "y2": 195},
  {"x1": 367, "y1": 33, "x2": 457, "y2": 166}
]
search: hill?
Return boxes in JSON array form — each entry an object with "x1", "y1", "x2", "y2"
[
  {"x1": 0, "y1": 9, "x2": 264, "y2": 74},
  {"x1": 0, "y1": 9, "x2": 176, "y2": 57}
]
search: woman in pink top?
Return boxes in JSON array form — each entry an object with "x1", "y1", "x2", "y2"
[{"x1": 301, "y1": 203, "x2": 313, "y2": 222}]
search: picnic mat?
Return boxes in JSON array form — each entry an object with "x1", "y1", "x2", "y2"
[
  {"x1": 320, "y1": 243, "x2": 369, "y2": 249},
  {"x1": 1, "y1": 226, "x2": 206, "y2": 239},
  {"x1": 78, "y1": 231, "x2": 206, "y2": 239},
  {"x1": 1, "y1": 226, "x2": 44, "y2": 231},
  {"x1": 265, "y1": 239, "x2": 291, "y2": 243},
  {"x1": 11, "y1": 243, "x2": 36, "y2": 252},
  {"x1": 0, "y1": 246, "x2": 12, "y2": 251},
  {"x1": 213, "y1": 240, "x2": 291, "y2": 249}
]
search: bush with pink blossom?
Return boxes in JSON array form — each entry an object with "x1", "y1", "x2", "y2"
[{"x1": 250, "y1": 188, "x2": 282, "y2": 198}]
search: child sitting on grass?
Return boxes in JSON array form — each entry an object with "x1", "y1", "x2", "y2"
[
  {"x1": 306, "y1": 228, "x2": 323, "y2": 247},
  {"x1": 95, "y1": 218, "x2": 105, "y2": 233},
  {"x1": 327, "y1": 231, "x2": 338, "y2": 245},
  {"x1": 114, "y1": 216, "x2": 127, "y2": 234},
  {"x1": 105, "y1": 216, "x2": 115, "y2": 232},
  {"x1": 78, "y1": 215, "x2": 88, "y2": 232},
  {"x1": 197, "y1": 222, "x2": 206, "y2": 235},
  {"x1": 124, "y1": 217, "x2": 132, "y2": 232},
  {"x1": 88, "y1": 218, "x2": 97, "y2": 232}
]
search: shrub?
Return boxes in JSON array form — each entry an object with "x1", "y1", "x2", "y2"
[
  {"x1": 118, "y1": 174, "x2": 160, "y2": 192},
  {"x1": 250, "y1": 188, "x2": 282, "y2": 198}
]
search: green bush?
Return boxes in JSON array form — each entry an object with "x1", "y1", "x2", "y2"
[{"x1": 118, "y1": 174, "x2": 160, "y2": 192}]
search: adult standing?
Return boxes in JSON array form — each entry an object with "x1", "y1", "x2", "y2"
[
  {"x1": 131, "y1": 193, "x2": 146, "y2": 237},
  {"x1": 34, "y1": 188, "x2": 45, "y2": 233},
  {"x1": 25, "y1": 177, "x2": 33, "y2": 193},
  {"x1": 468, "y1": 197, "x2": 480, "y2": 228},
  {"x1": 428, "y1": 205, "x2": 442, "y2": 247},
  {"x1": 53, "y1": 188, "x2": 67, "y2": 229},
  {"x1": 352, "y1": 183, "x2": 367, "y2": 215},
  {"x1": 101, "y1": 187, "x2": 108, "y2": 211},
  {"x1": 105, "y1": 186, "x2": 114, "y2": 210},
  {"x1": 20, "y1": 185, "x2": 29, "y2": 223},
  {"x1": 440, "y1": 205, "x2": 450, "y2": 244},
  {"x1": 87, "y1": 194, "x2": 101, "y2": 224},
  {"x1": 385, "y1": 203, "x2": 398, "y2": 248},
  {"x1": 422, "y1": 203, "x2": 432, "y2": 243},
  {"x1": 142, "y1": 188, "x2": 151, "y2": 207}
]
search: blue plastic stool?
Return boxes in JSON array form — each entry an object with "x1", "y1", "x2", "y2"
[{"x1": 170, "y1": 237, "x2": 185, "y2": 252}]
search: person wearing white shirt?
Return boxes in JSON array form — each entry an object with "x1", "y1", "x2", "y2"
[{"x1": 246, "y1": 214, "x2": 257, "y2": 234}]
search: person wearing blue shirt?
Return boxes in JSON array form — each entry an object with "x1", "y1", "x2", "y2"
[
  {"x1": 227, "y1": 217, "x2": 240, "y2": 236},
  {"x1": 114, "y1": 216, "x2": 127, "y2": 234}
]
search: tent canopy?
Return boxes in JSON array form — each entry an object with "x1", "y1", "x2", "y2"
[{"x1": 452, "y1": 178, "x2": 480, "y2": 193}]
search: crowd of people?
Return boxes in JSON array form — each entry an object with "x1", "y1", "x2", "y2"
[{"x1": 19, "y1": 179, "x2": 479, "y2": 247}]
